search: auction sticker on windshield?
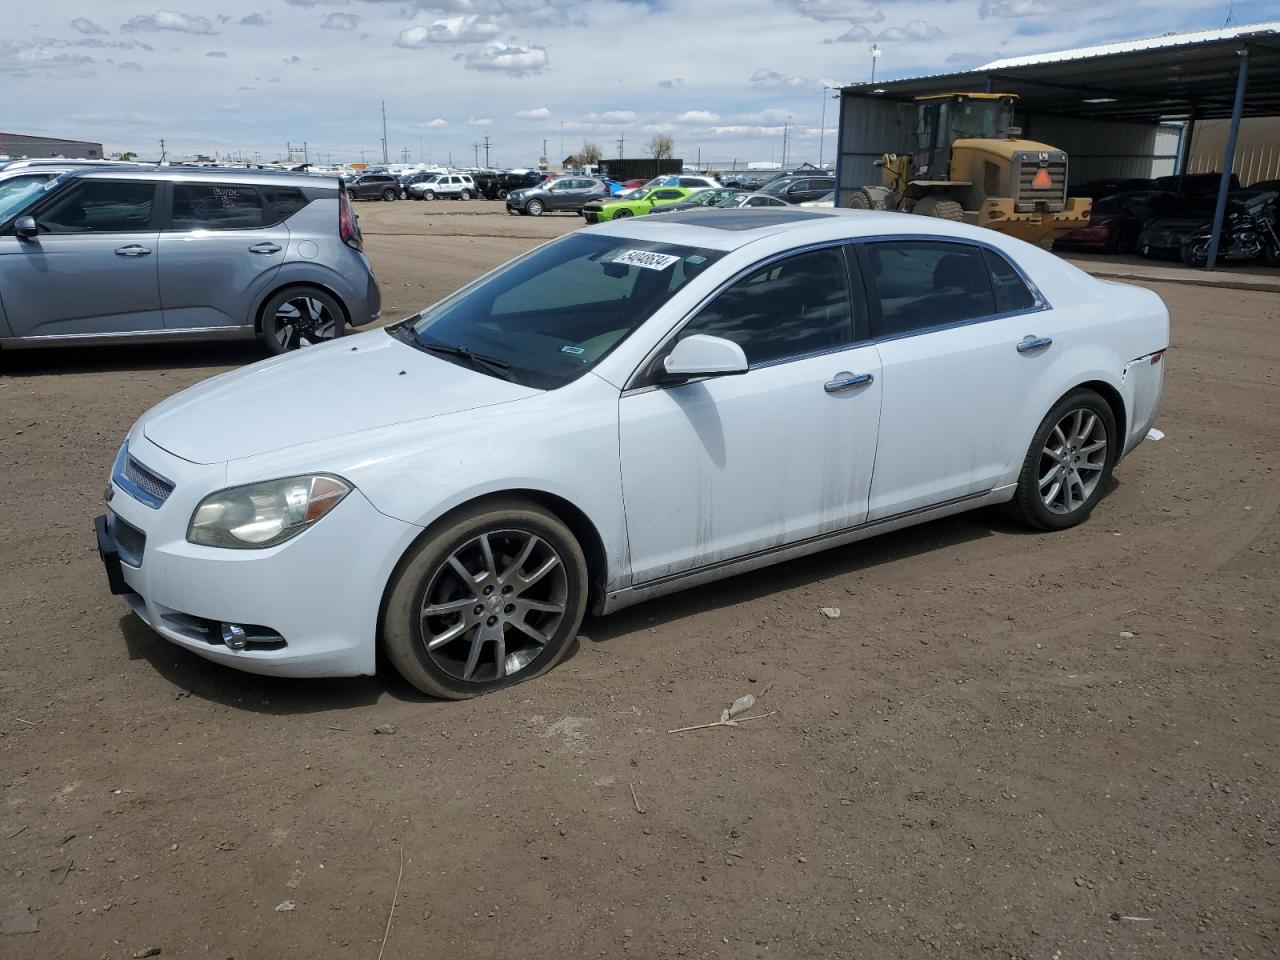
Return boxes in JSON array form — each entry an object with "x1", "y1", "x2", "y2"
[{"x1": 613, "y1": 250, "x2": 680, "y2": 271}]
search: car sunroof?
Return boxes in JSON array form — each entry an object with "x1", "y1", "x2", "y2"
[{"x1": 638, "y1": 208, "x2": 838, "y2": 231}]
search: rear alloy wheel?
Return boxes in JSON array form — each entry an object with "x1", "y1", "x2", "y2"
[
  {"x1": 1180, "y1": 240, "x2": 1210, "y2": 268},
  {"x1": 1006, "y1": 390, "x2": 1116, "y2": 530},
  {"x1": 526, "y1": 198, "x2": 545, "y2": 216},
  {"x1": 260, "y1": 287, "x2": 345, "y2": 355},
  {"x1": 383, "y1": 500, "x2": 588, "y2": 699},
  {"x1": 459, "y1": 189, "x2": 472, "y2": 200},
  {"x1": 382, "y1": 188, "x2": 397, "y2": 201}
]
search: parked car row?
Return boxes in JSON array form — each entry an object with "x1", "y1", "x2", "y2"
[
  {"x1": 1054, "y1": 174, "x2": 1280, "y2": 267},
  {"x1": 0, "y1": 167, "x2": 380, "y2": 352}
]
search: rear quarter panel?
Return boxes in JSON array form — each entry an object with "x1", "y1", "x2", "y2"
[{"x1": 995, "y1": 243, "x2": 1169, "y2": 483}]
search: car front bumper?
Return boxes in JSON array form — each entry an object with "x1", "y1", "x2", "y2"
[{"x1": 95, "y1": 434, "x2": 419, "y2": 679}]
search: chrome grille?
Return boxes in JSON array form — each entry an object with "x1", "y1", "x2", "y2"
[{"x1": 123, "y1": 455, "x2": 174, "y2": 506}]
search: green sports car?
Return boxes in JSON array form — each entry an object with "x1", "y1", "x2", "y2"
[{"x1": 581, "y1": 186, "x2": 699, "y2": 224}]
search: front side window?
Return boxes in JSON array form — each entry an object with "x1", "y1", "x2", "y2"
[
  {"x1": 401, "y1": 234, "x2": 724, "y2": 389},
  {"x1": 37, "y1": 180, "x2": 155, "y2": 234},
  {"x1": 677, "y1": 247, "x2": 854, "y2": 367},
  {"x1": 171, "y1": 183, "x2": 266, "y2": 230},
  {"x1": 0, "y1": 173, "x2": 56, "y2": 223},
  {"x1": 863, "y1": 241, "x2": 996, "y2": 337}
]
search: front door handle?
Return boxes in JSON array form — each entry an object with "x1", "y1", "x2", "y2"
[
  {"x1": 249, "y1": 242, "x2": 282, "y2": 255},
  {"x1": 1017, "y1": 335, "x2": 1053, "y2": 353},
  {"x1": 824, "y1": 371, "x2": 874, "y2": 393},
  {"x1": 114, "y1": 244, "x2": 151, "y2": 257}
]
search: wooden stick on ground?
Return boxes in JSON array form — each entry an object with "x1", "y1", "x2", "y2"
[
  {"x1": 667, "y1": 711, "x2": 778, "y2": 735},
  {"x1": 376, "y1": 845, "x2": 405, "y2": 960}
]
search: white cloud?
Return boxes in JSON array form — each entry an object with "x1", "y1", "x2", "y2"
[
  {"x1": 321, "y1": 13, "x2": 359, "y2": 30},
  {"x1": 239, "y1": 13, "x2": 270, "y2": 27},
  {"x1": 118, "y1": 61, "x2": 144, "y2": 72},
  {"x1": 426, "y1": 118, "x2": 449, "y2": 128},
  {"x1": 585, "y1": 110, "x2": 636, "y2": 123},
  {"x1": 425, "y1": 16, "x2": 503, "y2": 42},
  {"x1": 979, "y1": 0, "x2": 1107, "y2": 15},
  {"x1": 205, "y1": 50, "x2": 227, "y2": 58},
  {"x1": 70, "y1": 18, "x2": 106, "y2": 35},
  {"x1": 467, "y1": 117, "x2": 494, "y2": 126},
  {"x1": 679, "y1": 110, "x2": 720, "y2": 123},
  {"x1": 515, "y1": 107, "x2": 551, "y2": 120},
  {"x1": 463, "y1": 39, "x2": 548, "y2": 75},
  {"x1": 122, "y1": 11, "x2": 218, "y2": 35},
  {"x1": 749, "y1": 68, "x2": 808, "y2": 90},
  {"x1": 829, "y1": 18, "x2": 943, "y2": 42},
  {"x1": 394, "y1": 26, "x2": 432, "y2": 48},
  {"x1": 783, "y1": 0, "x2": 884, "y2": 23}
]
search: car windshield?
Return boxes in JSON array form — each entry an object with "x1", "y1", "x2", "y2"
[
  {"x1": 398, "y1": 233, "x2": 725, "y2": 389},
  {"x1": 0, "y1": 174, "x2": 55, "y2": 222}
]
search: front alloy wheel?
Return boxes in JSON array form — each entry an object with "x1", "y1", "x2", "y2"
[
  {"x1": 383, "y1": 500, "x2": 588, "y2": 699},
  {"x1": 526, "y1": 199, "x2": 544, "y2": 216},
  {"x1": 1007, "y1": 389, "x2": 1116, "y2": 530}
]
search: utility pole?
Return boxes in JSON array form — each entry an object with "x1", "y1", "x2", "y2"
[
  {"x1": 617, "y1": 132, "x2": 625, "y2": 158},
  {"x1": 559, "y1": 120, "x2": 564, "y2": 160},
  {"x1": 302, "y1": 141, "x2": 308, "y2": 163},
  {"x1": 380, "y1": 100, "x2": 388, "y2": 164},
  {"x1": 483, "y1": 133, "x2": 491, "y2": 168},
  {"x1": 819, "y1": 86, "x2": 831, "y2": 168},
  {"x1": 418, "y1": 137, "x2": 423, "y2": 163},
  {"x1": 870, "y1": 43, "x2": 881, "y2": 84},
  {"x1": 781, "y1": 117, "x2": 790, "y2": 169},
  {"x1": 159, "y1": 138, "x2": 166, "y2": 163}
]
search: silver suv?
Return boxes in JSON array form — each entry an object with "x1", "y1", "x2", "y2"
[{"x1": 0, "y1": 168, "x2": 380, "y2": 354}]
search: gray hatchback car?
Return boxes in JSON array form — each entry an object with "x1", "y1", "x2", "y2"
[{"x1": 0, "y1": 168, "x2": 380, "y2": 353}]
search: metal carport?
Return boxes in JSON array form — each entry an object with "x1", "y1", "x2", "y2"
[{"x1": 836, "y1": 22, "x2": 1280, "y2": 269}]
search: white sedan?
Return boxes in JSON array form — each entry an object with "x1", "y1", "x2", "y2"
[{"x1": 96, "y1": 208, "x2": 1167, "y2": 698}]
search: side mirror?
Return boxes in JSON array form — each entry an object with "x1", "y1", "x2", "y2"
[
  {"x1": 661, "y1": 335, "x2": 748, "y2": 381},
  {"x1": 14, "y1": 216, "x2": 38, "y2": 239}
]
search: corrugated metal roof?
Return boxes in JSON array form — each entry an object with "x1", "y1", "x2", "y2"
[{"x1": 978, "y1": 21, "x2": 1280, "y2": 71}]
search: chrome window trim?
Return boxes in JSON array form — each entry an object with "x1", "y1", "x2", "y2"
[{"x1": 622, "y1": 231, "x2": 1051, "y2": 393}]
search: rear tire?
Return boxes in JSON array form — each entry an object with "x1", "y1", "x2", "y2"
[
  {"x1": 381, "y1": 188, "x2": 397, "y2": 201},
  {"x1": 346, "y1": 189, "x2": 357, "y2": 201},
  {"x1": 1181, "y1": 240, "x2": 1209, "y2": 268},
  {"x1": 847, "y1": 188, "x2": 874, "y2": 210},
  {"x1": 1005, "y1": 389, "x2": 1117, "y2": 531},
  {"x1": 912, "y1": 195, "x2": 965, "y2": 221},
  {"x1": 259, "y1": 286, "x2": 346, "y2": 355},
  {"x1": 382, "y1": 499, "x2": 588, "y2": 700},
  {"x1": 497, "y1": 188, "x2": 509, "y2": 199},
  {"x1": 460, "y1": 189, "x2": 472, "y2": 200}
]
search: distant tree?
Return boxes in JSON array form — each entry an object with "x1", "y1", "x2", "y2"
[
  {"x1": 114, "y1": 151, "x2": 137, "y2": 161},
  {"x1": 564, "y1": 154, "x2": 580, "y2": 170},
  {"x1": 580, "y1": 141, "x2": 602, "y2": 166},
  {"x1": 647, "y1": 134, "x2": 674, "y2": 159}
]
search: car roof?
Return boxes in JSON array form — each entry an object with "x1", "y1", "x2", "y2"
[
  {"x1": 587, "y1": 207, "x2": 1029, "y2": 253},
  {"x1": 66, "y1": 167, "x2": 340, "y2": 189}
]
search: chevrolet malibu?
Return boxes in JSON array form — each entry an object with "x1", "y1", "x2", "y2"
[{"x1": 96, "y1": 208, "x2": 1167, "y2": 699}]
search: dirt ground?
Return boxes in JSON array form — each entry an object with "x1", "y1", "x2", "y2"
[{"x1": 1, "y1": 200, "x2": 1277, "y2": 960}]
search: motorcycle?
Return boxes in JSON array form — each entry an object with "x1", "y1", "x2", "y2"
[{"x1": 1180, "y1": 191, "x2": 1280, "y2": 268}]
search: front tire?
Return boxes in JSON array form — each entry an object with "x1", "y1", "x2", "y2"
[
  {"x1": 1006, "y1": 389, "x2": 1117, "y2": 531},
  {"x1": 383, "y1": 499, "x2": 589, "y2": 699},
  {"x1": 1181, "y1": 240, "x2": 1209, "y2": 268},
  {"x1": 526, "y1": 199, "x2": 544, "y2": 216},
  {"x1": 912, "y1": 195, "x2": 965, "y2": 221},
  {"x1": 422, "y1": 190, "x2": 436, "y2": 201},
  {"x1": 613, "y1": 208, "x2": 633, "y2": 219}
]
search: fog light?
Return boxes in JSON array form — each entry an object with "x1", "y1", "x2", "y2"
[{"x1": 221, "y1": 623, "x2": 248, "y2": 651}]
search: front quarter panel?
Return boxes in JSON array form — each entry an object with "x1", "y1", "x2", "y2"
[{"x1": 224, "y1": 372, "x2": 630, "y2": 592}]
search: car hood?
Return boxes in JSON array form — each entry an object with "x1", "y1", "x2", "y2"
[{"x1": 141, "y1": 329, "x2": 542, "y2": 465}]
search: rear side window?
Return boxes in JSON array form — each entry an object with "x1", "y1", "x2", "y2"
[
  {"x1": 983, "y1": 248, "x2": 1037, "y2": 313},
  {"x1": 172, "y1": 183, "x2": 265, "y2": 230},
  {"x1": 38, "y1": 180, "x2": 156, "y2": 234},
  {"x1": 862, "y1": 241, "x2": 995, "y2": 337},
  {"x1": 678, "y1": 247, "x2": 854, "y2": 366},
  {"x1": 653, "y1": 189, "x2": 683, "y2": 200},
  {"x1": 262, "y1": 187, "x2": 310, "y2": 223}
]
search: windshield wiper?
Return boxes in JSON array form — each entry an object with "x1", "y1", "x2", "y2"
[{"x1": 417, "y1": 338, "x2": 513, "y2": 379}]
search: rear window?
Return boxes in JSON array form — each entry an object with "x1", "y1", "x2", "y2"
[{"x1": 263, "y1": 187, "x2": 310, "y2": 223}]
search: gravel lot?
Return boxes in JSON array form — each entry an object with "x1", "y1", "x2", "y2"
[{"x1": 1, "y1": 200, "x2": 1277, "y2": 959}]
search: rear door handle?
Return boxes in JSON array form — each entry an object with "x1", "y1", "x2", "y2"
[
  {"x1": 824, "y1": 371, "x2": 874, "y2": 393},
  {"x1": 114, "y1": 245, "x2": 151, "y2": 257},
  {"x1": 249, "y1": 242, "x2": 282, "y2": 255},
  {"x1": 1017, "y1": 335, "x2": 1053, "y2": 353}
]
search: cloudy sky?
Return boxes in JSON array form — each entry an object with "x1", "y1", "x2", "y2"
[{"x1": 2, "y1": 0, "x2": 1268, "y2": 166}]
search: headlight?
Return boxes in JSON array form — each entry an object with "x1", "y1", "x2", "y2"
[{"x1": 187, "y1": 475, "x2": 351, "y2": 549}]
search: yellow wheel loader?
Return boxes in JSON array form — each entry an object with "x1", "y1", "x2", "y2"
[{"x1": 847, "y1": 93, "x2": 1091, "y2": 247}]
